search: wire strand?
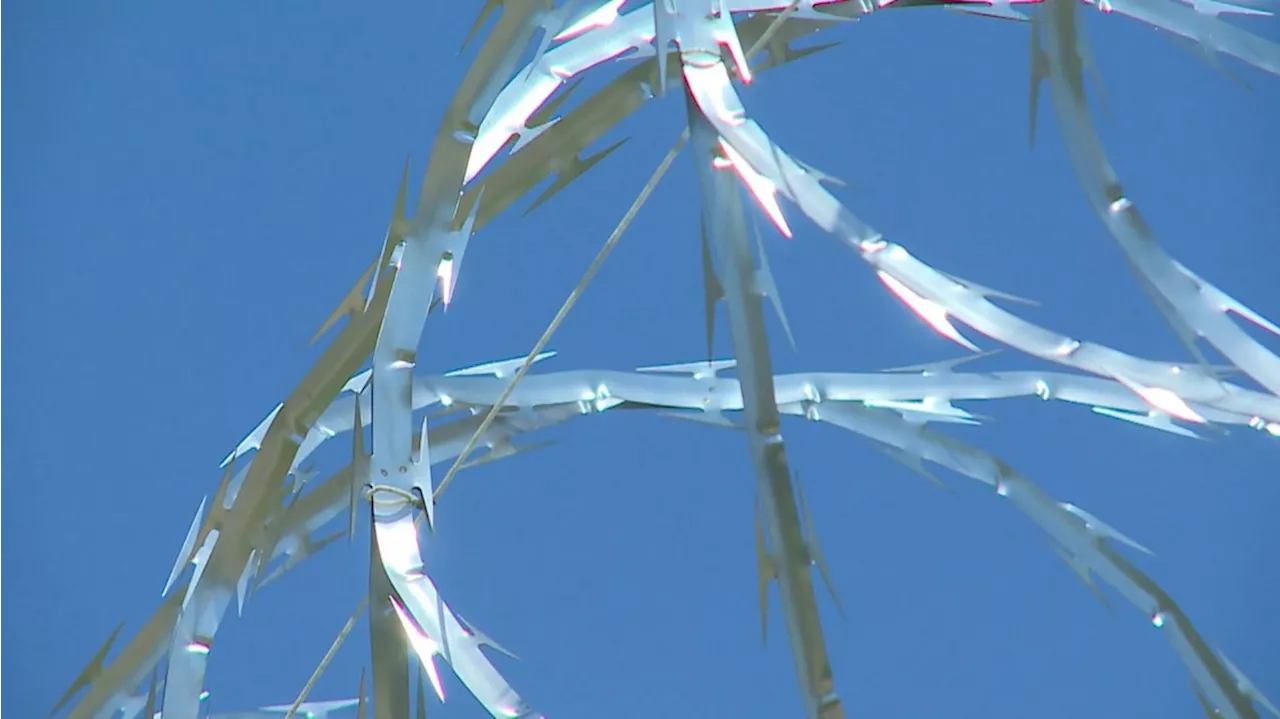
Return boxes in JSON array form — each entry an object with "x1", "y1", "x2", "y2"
[
  {"x1": 294, "y1": 6, "x2": 808, "y2": 709},
  {"x1": 283, "y1": 595, "x2": 370, "y2": 719},
  {"x1": 431, "y1": 134, "x2": 686, "y2": 504},
  {"x1": 432, "y1": 0, "x2": 803, "y2": 506}
]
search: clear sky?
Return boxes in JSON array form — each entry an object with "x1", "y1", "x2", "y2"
[{"x1": 4, "y1": 2, "x2": 1279, "y2": 718}]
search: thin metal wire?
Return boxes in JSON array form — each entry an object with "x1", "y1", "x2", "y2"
[
  {"x1": 283, "y1": 595, "x2": 370, "y2": 719},
  {"x1": 287, "y1": 5, "x2": 808, "y2": 709},
  {"x1": 432, "y1": 0, "x2": 804, "y2": 506},
  {"x1": 431, "y1": 134, "x2": 687, "y2": 504}
]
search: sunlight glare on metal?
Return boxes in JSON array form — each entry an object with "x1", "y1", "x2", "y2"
[
  {"x1": 438, "y1": 254, "x2": 456, "y2": 307},
  {"x1": 1108, "y1": 197, "x2": 1133, "y2": 214},
  {"x1": 878, "y1": 271, "x2": 979, "y2": 352},
  {"x1": 555, "y1": 0, "x2": 626, "y2": 41},
  {"x1": 390, "y1": 598, "x2": 446, "y2": 702},
  {"x1": 1136, "y1": 386, "x2": 1206, "y2": 424},
  {"x1": 860, "y1": 237, "x2": 889, "y2": 254},
  {"x1": 1254, "y1": 417, "x2": 1280, "y2": 436},
  {"x1": 715, "y1": 138, "x2": 793, "y2": 238}
]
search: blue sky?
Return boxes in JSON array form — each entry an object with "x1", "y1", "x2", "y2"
[{"x1": 5, "y1": 2, "x2": 1279, "y2": 717}]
